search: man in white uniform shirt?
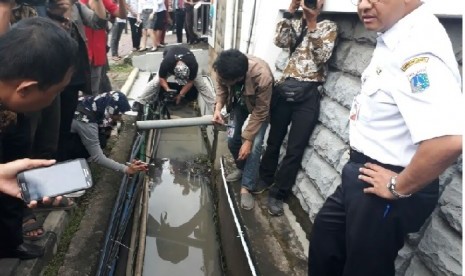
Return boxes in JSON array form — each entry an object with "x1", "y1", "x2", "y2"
[{"x1": 308, "y1": 0, "x2": 463, "y2": 275}]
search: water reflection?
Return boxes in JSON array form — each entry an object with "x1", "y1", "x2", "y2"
[{"x1": 144, "y1": 158, "x2": 222, "y2": 276}]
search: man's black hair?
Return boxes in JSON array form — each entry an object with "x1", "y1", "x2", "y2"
[
  {"x1": 0, "y1": 17, "x2": 78, "y2": 90},
  {"x1": 213, "y1": 49, "x2": 248, "y2": 81}
]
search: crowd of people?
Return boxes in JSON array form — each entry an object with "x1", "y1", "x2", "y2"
[
  {"x1": 0, "y1": 0, "x2": 462, "y2": 275},
  {"x1": 109, "y1": 0, "x2": 201, "y2": 59},
  {"x1": 0, "y1": 0, "x2": 151, "y2": 260}
]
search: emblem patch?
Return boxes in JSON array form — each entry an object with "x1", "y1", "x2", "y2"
[
  {"x1": 408, "y1": 69, "x2": 430, "y2": 93},
  {"x1": 401, "y1": 57, "x2": 429, "y2": 72}
]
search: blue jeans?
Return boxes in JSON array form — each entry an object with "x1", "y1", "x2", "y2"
[{"x1": 228, "y1": 105, "x2": 268, "y2": 191}]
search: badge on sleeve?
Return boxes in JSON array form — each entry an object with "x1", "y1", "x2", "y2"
[
  {"x1": 402, "y1": 57, "x2": 430, "y2": 93},
  {"x1": 408, "y1": 69, "x2": 430, "y2": 93}
]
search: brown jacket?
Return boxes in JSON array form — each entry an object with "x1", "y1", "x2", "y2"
[{"x1": 215, "y1": 56, "x2": 274, "y2": 141}]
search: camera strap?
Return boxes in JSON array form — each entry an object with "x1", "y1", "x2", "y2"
[{"x1": 289, "y1": 20, "x2": 308, "y2": 57}]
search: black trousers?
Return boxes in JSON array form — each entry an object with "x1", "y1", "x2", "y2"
[
  {"x1": 174, "y1": 9, "x2": 186, "y2": 43},
  {"x1": 57, "y1": 84, "x2": 82, "y2": 162},
  {"x1": 29, "y1": 95, "x2": 61, "y2": 159},
  {"x1": 308, "y1": 153, "x2": 439, "y2": 276},
  {"x1": 0, "y1": 195, "x2": 24, "y2": 251},
  {"x1": 259, "y1": 90, "x2": 321, "y2": 200},
  {"x1": 184, "y1": 5, "x2": 198, "y2": 43},
  {"x1": 128, "y1": 17, "x2": 142, "y2": 49},
  {"x1": 0, "y1": 114, "x2": 34, "y2": 251}
]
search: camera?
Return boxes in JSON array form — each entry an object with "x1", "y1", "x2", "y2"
[
  {"x1": 304, "y1": 0, "x2": 317, "y2": 9},
  {"x1": 164, "y1": 88, "x2": 178, "y2": 102}
]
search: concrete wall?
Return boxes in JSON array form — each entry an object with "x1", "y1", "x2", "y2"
[{"x1": 211, "y1": 2, "x2": 462, "y2": 274}]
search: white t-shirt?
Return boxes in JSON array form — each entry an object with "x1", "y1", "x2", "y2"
[{"x1": 349, "y1": 4, "x2": 463, "y2": 167}]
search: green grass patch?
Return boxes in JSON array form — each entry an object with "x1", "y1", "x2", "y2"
[{"x1": 109, "y1": 62, "x2": 133, "y2": 73}]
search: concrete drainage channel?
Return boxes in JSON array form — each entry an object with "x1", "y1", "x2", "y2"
[{"x1": 106, "y1": 58, "x2": 311, "y2": 275}]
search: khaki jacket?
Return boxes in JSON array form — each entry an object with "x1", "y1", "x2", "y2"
[{"x1": 216, "y1": 56, "x2": 274, "y2": 141}]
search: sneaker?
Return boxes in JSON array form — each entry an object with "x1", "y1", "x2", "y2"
[
  {"x1": 241, "y1": 192, "x2": 254, "y2": 210},
  {"x1": 251, "y1": 180, "x2": 272, "y2": 194},
  {"x1": 225, "y1": 169, "x2": 242, "y2": 182},
  {"x1": 267, "y1": 196, "x2": 284, "y2": 216}
]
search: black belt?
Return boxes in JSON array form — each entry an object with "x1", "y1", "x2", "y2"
[{"x1": 349, "y1": 149, "x2": 404, "y2": 173}]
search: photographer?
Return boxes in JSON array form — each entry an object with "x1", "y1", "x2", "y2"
[
  {"x1": 133, "y1": 45, "x2": 215, "y2": 110},
  {"x1": 0, "y1": 17, "x2": 78, "y2": 259},
  {"x1": 61, "y1": 91, "x2": 148, "y2": 175},
  {"x1": 258, "y1": 0, "x2": 337, "y2": 216}
]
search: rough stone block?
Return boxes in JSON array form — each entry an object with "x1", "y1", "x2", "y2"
[
  {"x1": 319, "y1": 98, "x2": 350, "y2": 143},
  {"x1": 438, "y1": 174, "x2": 462, "y2": 234},
  {"x1": 330, "y1": 40, "x2": 351, "y2": 71},
  {"x1": 417, "y1": 215, "x2": 462, "y2": 276},
  {"x1": 344, "y1": 43, "x2": 374, "y2": 75},
  {"x1": 324, "y1": 71, "x2": 360, "y2": 109},
  {"x1": 300, "y1": 146, "x2": 315, "y2": 169},
  {"x1": 403, "y1": 256, "x2": 434, "y2": 276},
  {"x1": 313, "y1": 127, "x2": 348, "y2": 170},
  {"x1": 332, "y1": 16, "x2": 356, "y2": 41},
  {"x1": 293, "y1": 172, "x2": 325, "y2": 222},
  {"x1": 395, "y1": 244, "x2": 415, "y2": 276},
  {"x1": 353, "y1": 22, "x2": 377, "y2": 45},
  {"x1": 304, "y1": 153, "x2": 341, "y2": 199}
]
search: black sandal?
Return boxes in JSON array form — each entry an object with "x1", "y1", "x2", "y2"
[{"x1": 22, "y1": 213, "x2": 45, "y2": 241}]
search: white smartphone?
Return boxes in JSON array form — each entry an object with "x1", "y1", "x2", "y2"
[{"x1": 17, "y1": 158, "x2": 93, "y2": 203}]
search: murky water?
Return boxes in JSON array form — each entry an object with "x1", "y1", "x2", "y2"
[{"x1": 142, "y1": 115, "x2": 222, "y2": 276}]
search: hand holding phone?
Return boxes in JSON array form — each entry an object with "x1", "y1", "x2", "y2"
[
  {"x1": 17, "y1": 159, "x2": 93, "y2": 203},
  {"x1": 0, "y1": 159, "x2": 56, "y2": 200}
]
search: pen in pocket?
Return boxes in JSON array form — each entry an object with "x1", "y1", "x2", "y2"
[{"x1": 383, "y1": 204, "x2": 391, "y2": 218}]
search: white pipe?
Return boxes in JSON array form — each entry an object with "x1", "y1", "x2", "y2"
[
  {"x1": 136, "y1": 115, "x2": 214, "y2": 130},
  {"x1": 220, "y1": 157, "x2": 258, "y2": 276},
  {"x1": 232, "y1": 0, "x2": 239, "y2": 49},
  {"x1": 223, "y1": 0, "x2": 235, "y2": 49}
]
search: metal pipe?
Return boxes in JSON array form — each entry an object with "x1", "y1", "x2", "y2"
[
  {"x1": 126, "y1": 184, "x2": 142, "y2": 276},
  {"x1": 136, "y1": 115, "x2": 214, "y2": 130},
  {"x1": 134, "y1": 180, "x2": 149, "y2": 276},
  {"x1": 210, "y1": 128, "x2": 219, "y2": 163}
]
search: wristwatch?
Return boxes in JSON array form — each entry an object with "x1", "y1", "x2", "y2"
[{"x1": 387, "y1": 175, "x2": 412, "y2": 199}]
